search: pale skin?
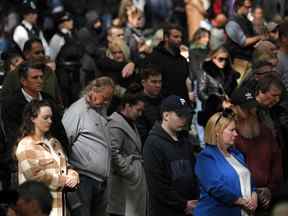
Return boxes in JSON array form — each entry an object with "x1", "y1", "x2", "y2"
[
  {"x1": 32, "y1": 106, "x2": 79, "y2": 188},
  {"x1": 218, "y1": 121, "x2": 258, "y2": 212}
]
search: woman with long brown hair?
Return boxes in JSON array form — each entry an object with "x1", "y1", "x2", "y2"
[{"x1": 16, "y1": 100, "x2": 79, "y2": 216}]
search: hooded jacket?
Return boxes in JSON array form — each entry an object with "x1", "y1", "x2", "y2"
[{"x1": 143, "y1": 122, "x2": 198, "y2": 216}]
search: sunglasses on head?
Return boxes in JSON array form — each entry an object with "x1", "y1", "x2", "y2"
[{"x1": 215, "y1": 108, "x2": 235, "y2": 126}]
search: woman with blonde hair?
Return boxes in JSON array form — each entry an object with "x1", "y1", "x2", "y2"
[{"x1": 194, "y1": 109, "x2": 257, "y2": 216}]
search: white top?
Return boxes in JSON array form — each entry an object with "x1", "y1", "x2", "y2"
[
  {"x1": 13, "y1": 20, "x2": 50, "y2": 56},
  {"x1": 225, "y1": 155, "x2": 251, "y2": 216}
]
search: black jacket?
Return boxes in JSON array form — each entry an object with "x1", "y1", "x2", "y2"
[
  {"x1": 145, "y1": 42, "x2": 189, "y2": 100},
  {"x1": 2, "y1": 90, "x2": 70, "y2": 166},
  {"x1": 136, "y1": 94, "x2": 162, "y2": 144},
  {"x1": 143, "y1": 123, "x2": 198, "y2": 216}
]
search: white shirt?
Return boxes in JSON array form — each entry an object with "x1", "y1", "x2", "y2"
[
  {"x1": 49, "y1": 28, "x2": 71, "y2": 60},
  {"x1": 13, "y1": 20, "x2": 50, "y2": 56},
  {"x1": 225, "y1": 155, "x2": 251, "y2": 216},
  {"x1": 21, "y1": 88, "x2": 43, "y2": 102}
]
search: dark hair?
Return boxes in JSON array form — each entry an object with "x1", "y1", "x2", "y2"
[
  {"x1": 18, "y1": 60, "x2": 44, "y2": 80},
  {"x1": 20, "y1": 100, "x2": 52, "y2": 138},
  {"x1": 17, "y1": 181, "x2": 53, "y2": 215},
  {"x1": 163, "y1": 23, "x2": 183, "y2": 38},
  {"x1": 119, "y1": 83, "x2": 144, "y2": 109},
  {"x1": 2, "y1": 51, "x2": 23, "y2": 72},
  {"x1": 140, "y1": 65, "x2": 161, "y2": 81},
  {"x1": 191, "y1": 28, "x2": 210, "y2": 43},
  {"x1": 23, "y1": 38, "x2": 43, "y2": 54},
  {"x1": 234, "y1": 0, "x2": 246, "y2": 11},
  {"x1": 255, "y1": 74, "x2": 285, "y2": 94},
  {"x1": 278, "y1": 21, "x2": 288, "y2": 39}
]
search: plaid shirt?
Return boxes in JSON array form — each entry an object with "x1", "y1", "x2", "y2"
[{"x1": 16, "y1": 136, "x2": 74, "y2": 216}]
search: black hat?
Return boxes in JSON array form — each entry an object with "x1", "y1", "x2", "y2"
[
  {"x1": 22, "y1": 2, "x2": 37, "y2": 15},
  {"x1": 161, "y1": 95, "x2": 193, "y2": 118},
  {"x1": 54, "y1": 11, "x2": 72, "y2": 25},
  {"x1": 231, "y1": 86, "x2": 258, "y2": 108}
]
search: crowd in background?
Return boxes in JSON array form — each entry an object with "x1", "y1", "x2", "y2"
[{"x1": 0, "y1": 0, "x2": 288, "y2": 216}]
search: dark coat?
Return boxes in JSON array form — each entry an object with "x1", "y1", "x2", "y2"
[
  {"x1": 198, "y1": 60, "x2": 239, "y2": 104},
  {"x1": 143, "y1": 123, "x2": 198, "y2": 216},
  {"x1": 2, "y1": 90, "x2": 70, "y2": 165},
  {"x1": 136, "y1": 93, "x2": 162, "y2": 144},
  {"x1": 145, "y1": 42, "x2": 189, "y2": 100}
]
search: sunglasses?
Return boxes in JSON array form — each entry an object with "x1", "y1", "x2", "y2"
[
  {"x1": 216, "y1": 57, "x2": 228, "y2": 62},
  {"x1": 215, "y1": 108, "x2": 235, "y2": 126}
]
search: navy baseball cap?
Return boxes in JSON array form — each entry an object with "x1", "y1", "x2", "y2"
[{"x1": 161, "y1": 95, "x2": 193, "y2": 118}]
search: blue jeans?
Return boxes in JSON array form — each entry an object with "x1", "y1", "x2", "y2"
[{"x1": 78, "y1": 175, "x2": 108, "y2": 216}]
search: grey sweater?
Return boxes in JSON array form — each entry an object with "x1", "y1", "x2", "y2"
[{"x1": 62, "y1": 97, "x2": 111, "y2": 181}]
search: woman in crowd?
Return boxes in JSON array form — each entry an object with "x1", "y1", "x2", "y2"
[
  {"x1": 16, "y1": 100, "x2": 79, "y2": 216},
  {"x1": 198, "y1": 46, "x2": 239, "y2": 105},
  {"x1": 194, "y1": 109, "x2": 257, "y2": 216},
  {"x1": 189, "y1": 27, "x2": 210, "y2": 84},
  {"x1": 107, "y1": 84, "x2": 146, "y2": 216},
  {"x1": 197, "y1": 46, "x2": 239, "y2": 126}
]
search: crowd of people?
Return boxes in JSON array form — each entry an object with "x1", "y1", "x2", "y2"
[{"x1": 0, "y1": 0, "x2": 288, "y2": 216}]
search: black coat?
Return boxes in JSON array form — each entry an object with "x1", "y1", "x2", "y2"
[
  {"x1": 143, "y1": 123, "x2": 198, "y2": 216},
  {"x1": 2, "y1": 90, "x2": 70, "y2": 165},
  {"x1": 136, "y1": 94, "x2": 162, "y2": 144},
  {"x1": 145, "y1": 42, "x2": 189, "y2": 100}
]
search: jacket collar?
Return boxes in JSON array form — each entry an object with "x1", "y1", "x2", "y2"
[{"x1": 110, "y1": 112, "x2": 142, "y2": 151}]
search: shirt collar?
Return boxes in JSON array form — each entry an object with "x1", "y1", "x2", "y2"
[{"x1": 21, "y1": 88, "x2": 43, "y2": 102}]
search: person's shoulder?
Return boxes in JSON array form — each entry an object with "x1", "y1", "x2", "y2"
[
  {"x1": 197, "y1": 145, "x2": 218, "y2": 158},
  {"x1": 16, "y1": 136, "x2": 35, "y2": 152}
]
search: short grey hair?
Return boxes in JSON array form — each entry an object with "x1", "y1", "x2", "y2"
[{"x1": 82, "y1": 76, "x2": 115, "y2": 96}]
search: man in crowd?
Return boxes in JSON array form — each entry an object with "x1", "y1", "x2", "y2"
[
  {"x1": 136, "y1": 65, "x2": 162, "y2": 143},
  {"x1": 1, "y1": 38, "x2": 61, "y2": 104},
  {"x1": 1, "y1": 60, "x2": 69, "y2": 188},
  {"x1": 146, "y1": 24, "x2": 193, "y2": 103},
  {"x1": 15, "y1": 181, "x2": 53, "y2": 216},
  {"x1": 62, "y1": 77, "x2": 114, "y2": 216},
  {"x1": 225, "y1": 0, "x2": 265, "y2": 79},
  {"x1": 13, "y1": 2, "x2": 50, "y2": 56},
  {"x1": 144, "y1": 95, "x2": 198, "y2": 216}
]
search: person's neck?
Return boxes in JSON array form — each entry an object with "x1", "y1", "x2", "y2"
[
  {"x1": 143, "y1": 90, "x2": 158, "y2": 98},
  {"x1": 161, "y1": 121, "x2": 178, "y2": 141},
  {"x1": 218, "y1": 145, "x2": 230, "y2": 157},
  {"x1": 24, "y1": 88, "x2": 39, "y2": 99},
  {"x1": 32, "y1": 129, "x2": 45, "y2": 142}
]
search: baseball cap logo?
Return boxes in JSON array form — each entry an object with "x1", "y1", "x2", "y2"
[
  {"x1": 245, "y1": 92, "x2": 253, "y2": 100},
  {"x1": 179, "y1": 98, "x2": 186, "y2": 105}
]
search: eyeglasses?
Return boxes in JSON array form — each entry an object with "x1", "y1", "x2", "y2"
[
  {"x1": 215, "y1": 108, "x2": 235, "y2": 126},
  {"x1": 217, "y1": 57, "x2": 228, "y2": 63}
]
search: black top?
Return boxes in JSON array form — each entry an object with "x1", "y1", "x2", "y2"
[{"x1": 143, "y1": 122, "x2": 198, "y2": 216}]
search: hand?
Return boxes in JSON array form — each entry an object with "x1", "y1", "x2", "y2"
[
  {"x1": 188, "y1": 92, "x2": 196, "y2": 103},
  {"x1": 65, "y1": 169, "x2": 79, "y2": 188},
  {"x1": 246, "y1": 193, "x2": 257, "y2": 211},
  {"x1": 257, "y1": 187, "x2": 271, "y2": 208},
  {"x1": 65, "y1": 175, "x2": 78, "y2": 188},
  {"x1": 121, "y1": 62, "x2": 135, "y2": 78},
  {"x1": 185, "y1": 200, "x2": 197, "y2": 215},
  {"x1": 46, "y1": 61, "x2": 56, "y2": 72}
]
